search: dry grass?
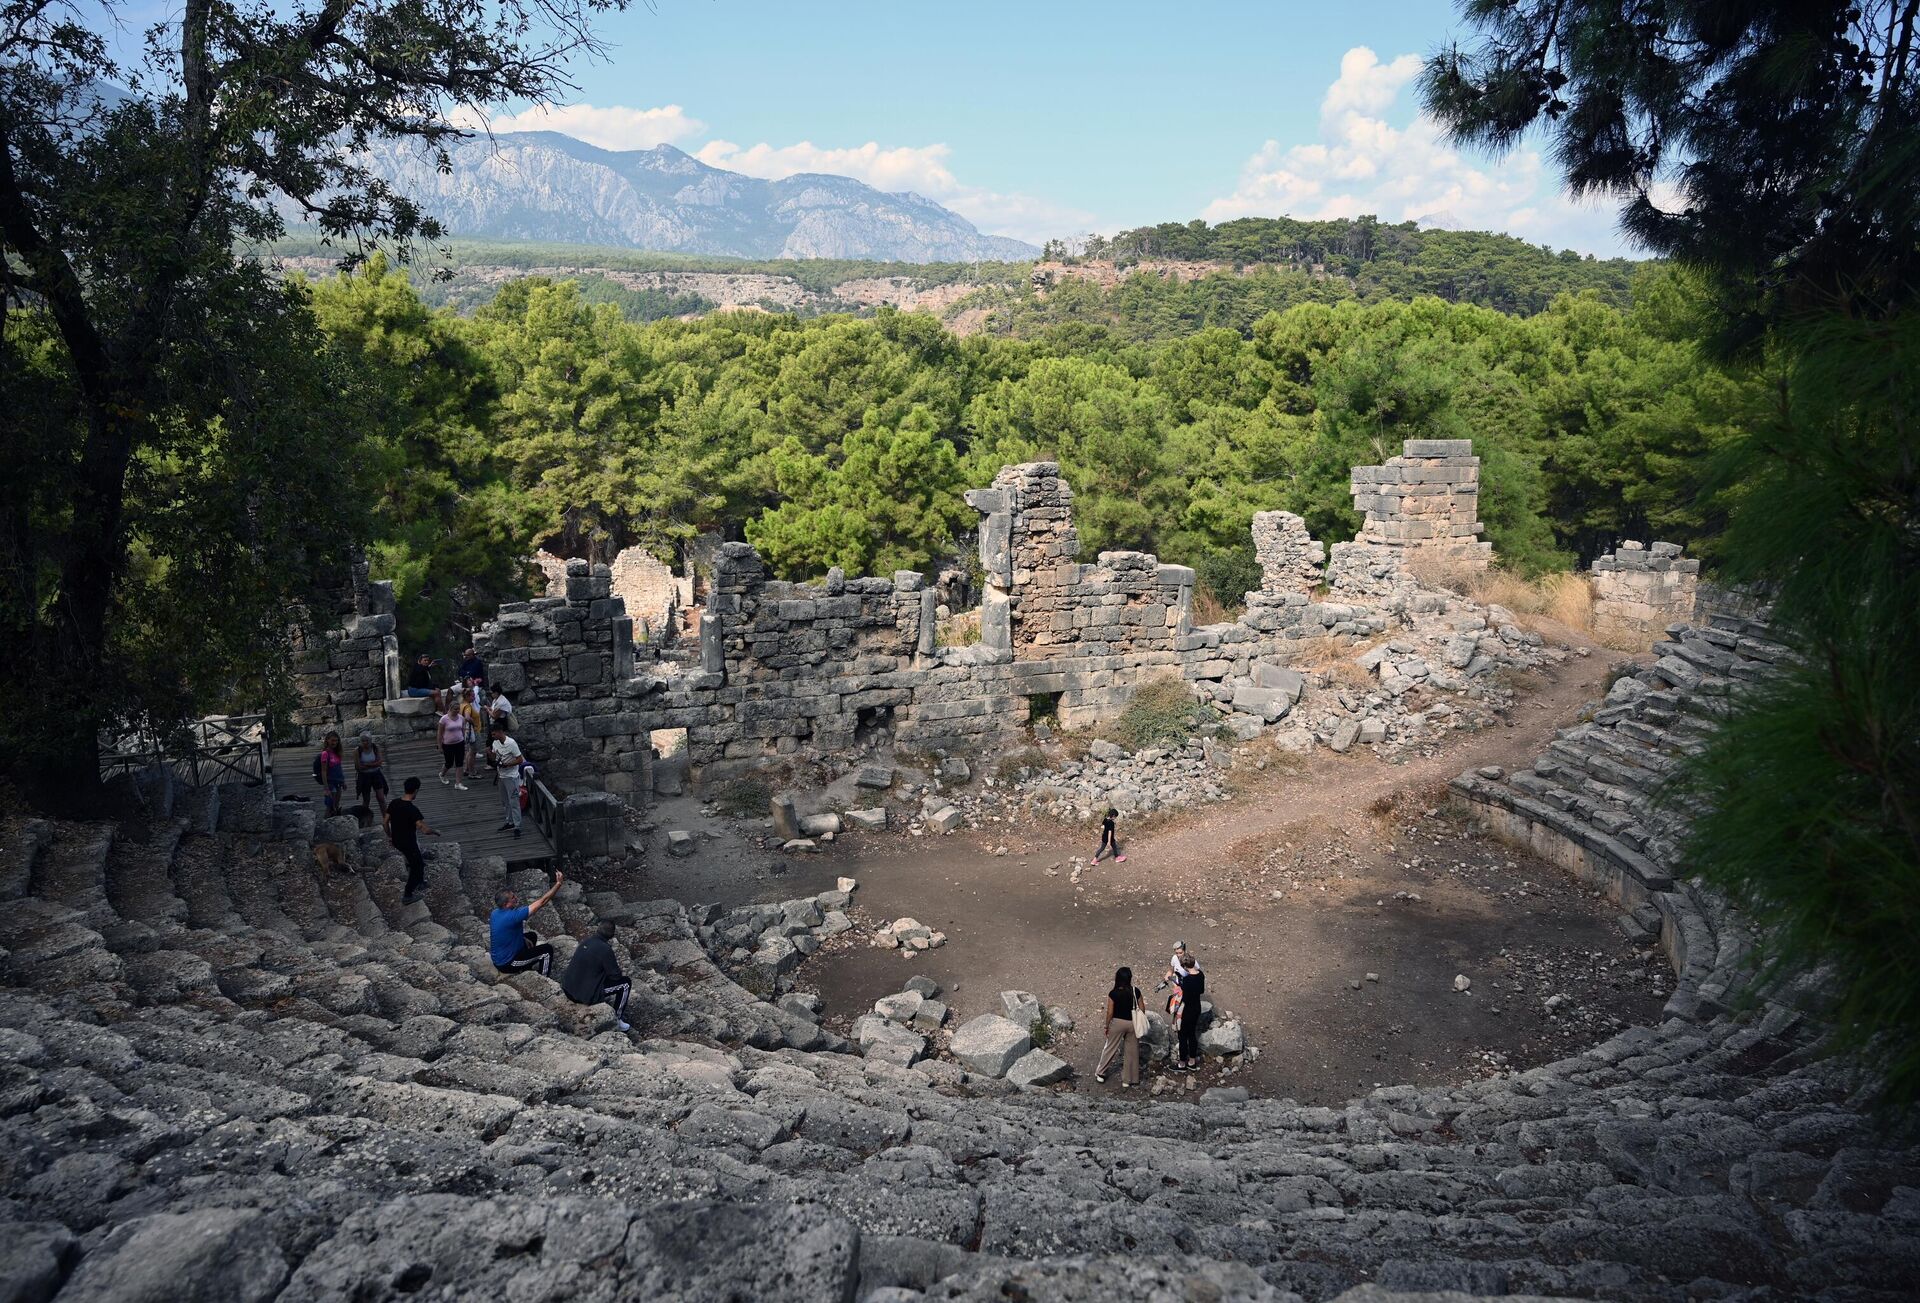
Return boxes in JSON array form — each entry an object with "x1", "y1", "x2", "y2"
[
  {"x1": 934, "y1": 609, "x2": 982, "y2": 648},
  {"x1": 1190, "y1": 586, "x2": 1237, "y2": 626},
  {"x1": 1405, "y1": 554, "x2": 1594, "y2": 636},
  {"x1": 1288, "y1": 637, "x2": 1383, "y2": 691}
]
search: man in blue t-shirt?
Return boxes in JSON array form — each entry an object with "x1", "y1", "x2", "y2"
[{"x1": 490, "y1": 871, "x2": 566, "y2": 977}]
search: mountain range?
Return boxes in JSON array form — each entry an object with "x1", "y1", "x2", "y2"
[{"x1": 351, "y1": 132, "x2": 1038, "y2": 263}]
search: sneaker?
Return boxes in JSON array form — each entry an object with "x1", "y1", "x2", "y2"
[
  {"x1": 513, "y1": 827, "x2": 522, "y2": 838},
  {"x1": 1094, "y1": 1072, "x2": 1107, "y2": 1084},
  {"x1": 1122, "y1": 1081, "x2": 1134, "y2": 1089},
  {"x1": 439, "y1": 776, "x2": 451, "y2": 786},
  {"x1": 615, "y1": 1020, "x2": 632, "y2": 1032},
  {"x1": 454, "y1": 783, "x2": 468, "y2": 791},
  {"x1": 497, "y1": 823, "x2": 514, "y2": 832},
  {"x1": 1115, "y1": 855, "x2": 1127, "y2": 863},
  {"x1": 402, "y1": 890, "x2": 423, "y2": 904}
]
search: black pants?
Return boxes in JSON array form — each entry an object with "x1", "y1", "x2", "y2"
[
  {"x1": 398, "y1": 843, "x2": 425, "y2": 896},
  {"x1": 496, "y1": 933, "x2": 555, "y2": 978},
  {"x1": 1096, "y1": 827, "x2": 1118, "y2": 857},
  {"x1": 592, "y1": 979, "x2": 631, "y2": 1020},
  {"x1": 1178, "y1": 1011, "x2": 1202, "y2": 1064}
]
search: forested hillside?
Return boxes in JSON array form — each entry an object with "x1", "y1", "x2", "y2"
[
  {"x1": 308, "y1": 256, "x2": 1756, "y2": 644},
  {"x1": 271, "y1": 215, "x2": 1638, "y2": 345}
]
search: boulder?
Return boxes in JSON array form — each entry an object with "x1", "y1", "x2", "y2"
[
  {"x1": 936, "y1": 756, "x2": 972, "y2": 783},
  {"x1": 1199, "y1": 1021, "x2": 1245, "y2": 1057},
  {"x1": 666, "y1": 830, "x2": 696, "y2": 858},
  {"x1": 855, "y1": 765, "x2": 896, "y2": 790},
  {"x1": 1357, "y1": 719, "x2": 1388, "y2": 745},
  {"x1": 1329, "y1": 720, "x2": 1361, "y2": 753},
  {"x1": 904, "y1": 975, "x2": 942, "y2": 998},
  {"x1": 872, "y1": 991, "x2": 924, "y2": 1024},
  {"x1": 1000, "y1": 990, "x2": 1042, "y2": 1028},
  {"x1": 911, "y1": 1000, "x2": 948, "y2": 1032},
  {"x1": 1230, "y1": 684, "x2": 1292, "y2": 723},
  {"x1": 948, "y1": 1015, "x2": 1032, "y2": 1078},
  {"x1": 1006, "y1": 1048, "x2": 1072, "y2": 1088},
  {"x1": 799, "y1": 812, "x2": 843, "y2": 837},
  {"x1": 61, "y1": 1209, "x2": 287, "y2": 1303},
  {"x1": 1088, "y1": 739, "x2": 1126, "y2": 763},
  {"x1": 844, "y1": 807, "x2": 889, "y2": 831},
  {"x1": 1251, "y1": 663, "x2": 1306, "y2": 702}
]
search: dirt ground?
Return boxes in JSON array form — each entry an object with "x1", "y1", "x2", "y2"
[{"x1": 601, "y1": 632, "x2": 1672, "y2": 1105}]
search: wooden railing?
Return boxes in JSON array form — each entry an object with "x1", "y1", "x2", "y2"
[
  {"x1": 98, "y1": 713, "x2": 274, "y2": 788},
  {"x1": 527, "y1": 775, "x2": 563, "y2": 849}
]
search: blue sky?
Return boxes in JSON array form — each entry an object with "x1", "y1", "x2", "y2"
[{"x1": 93, "y1": 0, "x2": 1640, "y2": 256}]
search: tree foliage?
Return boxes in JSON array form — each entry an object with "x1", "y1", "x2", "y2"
[
  {"x1": 0, "y1": 0, "x2": 627, "y2": 805},
  {"x1": 307, "y1": 269, "x2": 1756, "y2": 618},
  {"x1": 1426, "y1": 0, "x2": 1920, "y2": 1104}
]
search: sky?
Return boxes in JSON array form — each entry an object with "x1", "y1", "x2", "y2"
[{"x1": 91, "y1": 0, "x2": 1641, "y2": 257}]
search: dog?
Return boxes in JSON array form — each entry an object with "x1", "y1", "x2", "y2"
[{"x1": 312, "y1": 841, "x2": 351, "y2": 874}]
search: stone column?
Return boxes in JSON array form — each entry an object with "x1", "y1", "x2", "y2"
[
  {"x1": 1250, "y1": 510, "x2": 1325, "y2": 594},
  {"x1": 1350, "y1": 439, "x2": 1492, "y2": 572}
]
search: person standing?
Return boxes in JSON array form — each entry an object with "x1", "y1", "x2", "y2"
[
  {"x1": 352, "y1": 731, "x2": 389, "y2": 815},
  {"x1": 561, "y1": 919, "x2": 632, "y2": 1031},
  {"x1": 490, "y1": 724, "x2": 525, "y2": 839},
  {"x1": 489, "y1": 688, "x2": 515, "y2": 734},
  {"x1": 459, "y1": 693, "x2": 488, "y2": 780},
  {"x1": 1175, "y1": 953, "x2": 1206, "y2": 1071},
  {"x1": 383, "y1": 776, "x2": 439, "y2": 904},
  {"x1": 1094, "y1": 807, "x2": 1126, "y2": 864},
  {"x1": 459, "y1": 646, "x2": 487, "y2": 687},
  {"x1": 1094, "y1": 965, "x2": 1144, "y2": 1087},
  {"x1": 312, "y1": 731, "x2": 346, "y2": 816},
  {"x1": 490, "y1": 872, "x2": 565, "y2": 977},
  {"x1": 436, "y1": 704, "x2": 469, "y2": 790}
]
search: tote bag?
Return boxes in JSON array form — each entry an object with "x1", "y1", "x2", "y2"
[{"x1": 1130, "y1": 988, "x2": 1148, "y2": 1039}]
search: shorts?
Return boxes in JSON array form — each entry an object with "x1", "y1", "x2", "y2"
[
  {"x1": 356, "y1": 770, "x2": 389, "y2": 799},
  {"x1": 441, "y1": 742, "x2": 465, "y2": 769},
  {"x1": 404, "y1": 687, "x2": 436, "y2": 698}
]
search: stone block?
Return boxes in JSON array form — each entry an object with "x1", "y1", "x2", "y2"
[
  {"x1": 928, "y1": 806, "x2": 964, "y2": 834},
  {"x1": 666, "y1": 830, "x2": 696, "y2": 858},
  {"x1": 1000, "y1": 990, "x2": 1042, "y2": 1028},
  {"x1": 1330, "y1": 720, "x2": 1361, "y2": 753},
  {"x1": 1251, "y1": 663, "x2": 1306, "y2": 702},
  {"x1": 770, "y1": 794, "x2": 800, "y2": 840},
  {"x1": 844, "y1": 807, "x2": 888, "y2": 831},
  {"x1": 1006, "y1": 1048, "x2": 1072, "y2": 1088},
  {"x1": 948, "y1": 1014, "x2": 1031, "y2": 1077}
]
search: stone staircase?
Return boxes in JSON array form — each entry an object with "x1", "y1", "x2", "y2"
[{"x1": 3, "y1": 687, "x2": 1919, "y2": 1298}]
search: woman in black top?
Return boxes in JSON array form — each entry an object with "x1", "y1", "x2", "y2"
[
  {"x1": 1094, "y1": 965, "x2": 1145, "y2": 1087},
  {"x1": 1175, "y1": 954, "x2": 1206, "y2": 1070}
]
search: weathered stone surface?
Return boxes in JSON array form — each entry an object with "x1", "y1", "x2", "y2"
[
  {"x1": 1006, "y1": 1048, "x2": 1072, "y2": 1088},
  {"x1": 62, "y1": 1210, "x2": 287, "y2": 1303},
  {"x1": 948, "y1": 1015, "x2": 1031, "y2": 1078}
]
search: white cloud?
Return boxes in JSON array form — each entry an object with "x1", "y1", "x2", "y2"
[
  {"x1": 468, "y1": 102, "x2": 707, "y2": 151},
  {"x1": 1202, "y1": 46, "x2": 1635, "y2": 256},
  {"x1": 696, "y1": 138, "x2": 1093, "y2": 247}
]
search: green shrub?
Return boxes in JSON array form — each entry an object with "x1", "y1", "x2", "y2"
[
  {"x1": 1105, "y1": 677, "x2": 1210, "y2": 751},
  {"x1": 712, "y1": 777, "x2": 774, "y2": 820}
]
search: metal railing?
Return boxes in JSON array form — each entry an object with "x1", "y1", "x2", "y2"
[{"x1": 98, "y1": 713, "x2": 274, "y2": 788}]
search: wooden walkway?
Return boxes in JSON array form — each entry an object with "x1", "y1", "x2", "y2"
[{"x1": 279, "y1": 735, "x2": 556, "y2": 867}]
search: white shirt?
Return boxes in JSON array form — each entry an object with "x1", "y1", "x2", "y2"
[
  {"x1": 491, "y1": 693, "x2": 513, "y2": 717},
  {"x1": 491, "y1": 737, "x2": 524, "y2": 771}
]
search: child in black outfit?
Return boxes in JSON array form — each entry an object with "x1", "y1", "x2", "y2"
[{"x1": 1093, "y1": 807, "x2": 1126, "y2": 863}]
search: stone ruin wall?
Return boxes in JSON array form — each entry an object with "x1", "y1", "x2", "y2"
[
  {"x1": 1350, "y1": 438, "x2": 1492, "y2": 573},
  {"x1": 293, "y1": 440, "x2": 1687, "y2": 800},
  {"x1": 446, "y1": 458, "x2": 1425, "y2": 796},
  {"x1": 534, "y1": 545, "x2": 692, "y2": 641},
  {"x1": 1590, "y1": 539, "x2": 1700, "y2": 647},
  {"x1": 289, "y1": 559, "x2": 401, "y2": 733}
]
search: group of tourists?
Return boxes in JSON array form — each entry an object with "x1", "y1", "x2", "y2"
[
  {"x1": 1094, "y1": 941, "x2": 1206, "y2": 1087},
  {"x1": 311, "y1": 646, "x2": 531, "y2": 905},
  {"x1": 489, "y1": 873, "x2": 633, "y2": 1031}
]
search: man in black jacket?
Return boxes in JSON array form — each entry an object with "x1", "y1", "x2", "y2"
[{"x1": 560, "y1": 919, "x2": 631, "y2": 1031}]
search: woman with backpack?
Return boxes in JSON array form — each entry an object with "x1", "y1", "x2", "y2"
[{"x1": 1094, "y1": 965, "x2": 1145, "y2": 1088}]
